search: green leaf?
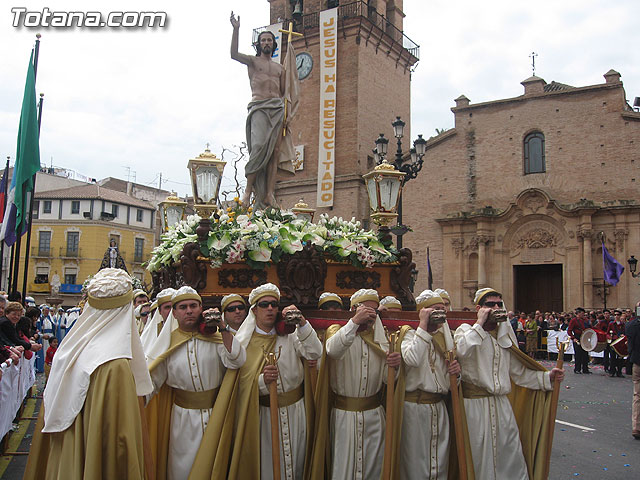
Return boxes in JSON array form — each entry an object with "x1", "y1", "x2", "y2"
[
  {"x1": 282, "y1": 238, "x2": 303, "y2": 254},
  {"x1": 209, "y1": 233, "x2": 231, "y2": 251},
  {"x1": 248, "y1": 241, "x2": 272, "y2": 262}
]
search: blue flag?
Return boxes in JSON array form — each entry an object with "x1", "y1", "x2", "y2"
[
  {"x1": 602, "y1": 241, "x2": 624, "y2": 286},
  {"x1": 0, "y1": 49, "x2": 41, "y2": 246}
]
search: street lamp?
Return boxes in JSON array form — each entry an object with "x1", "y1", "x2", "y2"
[
  {"x1": 188, "y1": 146, "x2": 226, "y2": 243},
  {"x1": 628, "y1": 255, "x2": 640, "y2": 278},
  {"x1": 187, "y1": 147, "x2": 226, "y2": 217},
  {"x1": 291, "y1": 198, "x2": 316, "y2": 223},
  {"x1": 159, "y1": 192, "x2": 187, "y2": 232},
  {"x1": 363, "y1": 159, "x2": 406, "y2": 244},
  {"x1": 373, "y1": 116, "x2": 426, "y2": 248}
]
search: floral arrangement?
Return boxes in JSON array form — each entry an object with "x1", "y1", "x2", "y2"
[{"x1": 147, "y1": 200, "x2": 399, "y2": 272}]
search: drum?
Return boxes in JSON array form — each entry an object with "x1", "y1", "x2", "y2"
[
  {"x1": 610, "y1": 335, "x2": 629, "y2": 357},
  {"x1": 580, "y1": 328, "x2": 607, "y2": 353}
]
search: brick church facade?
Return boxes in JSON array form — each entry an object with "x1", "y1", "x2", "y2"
[
  {"x1": 267, "y1": 1, "x2": 640, "y2": 311},
  {"x1": 403, "y1": 70, "x2": 640, "y2": 311}
]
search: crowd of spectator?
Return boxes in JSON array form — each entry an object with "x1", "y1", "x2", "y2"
[
  {"x1": 506, "y1": 307, "x2": 636, "y2": 374},
  {"x1": 0, "y1": 291, "x2": 78, "y2": 383}
]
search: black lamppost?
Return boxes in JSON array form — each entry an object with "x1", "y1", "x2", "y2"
[
  {"x1": 628, "y1": 255, "x2": 640, "y2": 278},
  {"x1": 373, "y1": 116, "x2": 426, "y2": 248}
]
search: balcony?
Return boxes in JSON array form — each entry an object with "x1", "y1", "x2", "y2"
[
  {"x1": 59, "y1": 247, "x2": 82, "y2": 258},
  {"x1": 60, "y1": 283, "x2": 82, "y2": 294},
  {"x1": 31, "y1": 246, "x2": 52, "y2": 258},
  {"x1": 29, "y1": 282, "x2": 50, "y2": 293}
]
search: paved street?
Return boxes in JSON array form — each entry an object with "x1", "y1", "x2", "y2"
[
  {"x1": 546, "y1": 359, "x2": 640, "y2": 479},
  {"x1": 1, "y1": 360, "x2": 638, "y2": 479}
]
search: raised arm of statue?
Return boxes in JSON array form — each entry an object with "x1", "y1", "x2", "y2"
[{"x1": 230, "y1": 12, "x2": 251, "y2": 65}]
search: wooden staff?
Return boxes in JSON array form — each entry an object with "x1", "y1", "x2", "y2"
[
  {"x1": 447, "y1": 349, "x2": 467, "y2": 480},
  {"x1": 382, "y1": 330, "x2": 398, "y2": 480},
  {"x1": 138, "y1": 397, "x2": 155, "y2": 480},
  {"x1": 264, "y1": 347, "x2": 283, "y2": 480},
  {"x1": 543, "y1": 339, "x2": 568, "y2": 479}
]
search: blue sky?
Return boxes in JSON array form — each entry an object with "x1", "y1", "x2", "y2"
[{"x1": 1, "y1": 0, "x2": 638, "y2": 198}]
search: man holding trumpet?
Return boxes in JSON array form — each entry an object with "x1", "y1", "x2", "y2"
[{"x1": 398, "y1": 290, "x2": 460, "y2": 479}]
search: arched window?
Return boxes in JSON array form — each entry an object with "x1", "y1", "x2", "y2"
[{"x1": 523, "y1": 131, "x2": 545, "y2": 174}]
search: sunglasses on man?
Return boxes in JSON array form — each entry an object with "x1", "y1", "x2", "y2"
[
  {"x1": 483, "y1": 301, "x2": 503, "y2": 308},
  {"x1": 256, "y1": 300, "x2": 279, "y2": 309},
  {"x1": 225, "y1": 304, "x2": 247, "y2": 313}
]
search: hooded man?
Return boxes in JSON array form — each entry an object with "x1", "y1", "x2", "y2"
[
  {"x1": 39, "y1": 305, "x2": 54, "y2": 353},
  {"x1": 146, "y1": 286, "x2": 246, "y2": 479},
  {"x1": 323, "y1": 288, "x2": 401, "y2": 479},
  {"x1": 398, "y1": 290, "x2": 460, "y2": 479},
  {"x1": 140, "y1": 288, "x2": 175, "y2": 354},
  {"x1": 134, "y1": 302, "x2": 151, "y2": 336},
  {"x1": 318, "y1": 292, "x2": 344, "y2": 311},
  {"x1": 24, "y1": 268, "x2": 153, "y2": 479},
  {"x1": 454, "y1": 287, "x2": 564, "y2": 480},
  {"x1": 434, "y1": 288, "x2": 452, "y2": 311},
  {"x1": 379, "y1": 295, "x2": 403, "y2": 311},
  {"x1": 190, "y1": 283, "x2": 322, "y2": 480},
  {"x1": 221, "y1": 293, "x2": 249, "y2": 333}
]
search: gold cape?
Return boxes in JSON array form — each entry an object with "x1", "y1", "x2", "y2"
[
  {"x1": 307, "y1": 323, "x2": 391, "y2": 479},
  {"x1": 189, "y1": 332, "x2": 315, "y2": 479},
  {"x1": 144, "y1": 329, "x2": 223, "y2": 480},
  {"x1": 388, "y1": 325, "x2": 469, "y2": 480},
  {"x1": 452, "y1": 335, "x2": 554, "y2": 480},
  {"x1": 24, "y1": 359, "x2": 146, "y2": 480}
]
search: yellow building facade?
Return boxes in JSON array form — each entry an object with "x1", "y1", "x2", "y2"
[{"x1": 14, "y1": 184, "x2": 156, "y2": 306}]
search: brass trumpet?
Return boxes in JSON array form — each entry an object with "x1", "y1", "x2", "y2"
[
  {"x1": 429, "y1": 309, "x2": 448, "y2": 325},
  {"x1": 490, "y1": 308, "x2": 508, "y2": 323}
]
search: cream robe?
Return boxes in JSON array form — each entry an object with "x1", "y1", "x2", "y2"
[
  {"x1": 400, "y1": 327, "x2": 450, "y2": 480},
  {"x1": 326, "y1": 319, "x2": 388, "y2": 480},
  {"x1": 150, "y1": 336, "x2": 245, "y2": 480},
  {"x1": 454, "y1": 323, "x2": 552, "y2": 480},
  {"x1": 257, "y1": 322, "x2": 322, "y2": 480}
]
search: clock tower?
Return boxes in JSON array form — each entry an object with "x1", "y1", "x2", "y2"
[{"x1": 263, "y1": 0, "x2": 419, "y2": 226}]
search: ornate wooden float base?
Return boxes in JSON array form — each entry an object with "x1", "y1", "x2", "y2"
[{"x1": 152, "y1": 242, "x2": 418, "y2": 309}]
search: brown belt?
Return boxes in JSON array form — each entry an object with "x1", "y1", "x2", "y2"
[
  {"x1": 404, "y1": 390, "x2": 446, "y2": 404},
  {"x1": 259, "y1": 384, "x2": 304, "y2": 408},
  {"x1": 174, "y1": 386, "x2": 220, "y2": 410},
  {"x1": 461, "y1": 381, "x2": 492, "y2": 399},
  {"x1": 333, "y1": 393, "x2": 381, "y2": 412}
]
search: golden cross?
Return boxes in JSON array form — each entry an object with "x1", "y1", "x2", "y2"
[{"x1": 278, "y1": 21, "x2": 303, "y2": 45}]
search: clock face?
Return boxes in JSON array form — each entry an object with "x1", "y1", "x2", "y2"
[{"x1": 296, "y1": 52, "x2": 313, "y2": 80}]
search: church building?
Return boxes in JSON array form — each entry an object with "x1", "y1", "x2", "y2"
[
  {"x1": 404, "y1": 70, "x2": 640, "y2": 311},
  {"x1": 268, "y1": 1, "x2": 640, "y2": 311}
]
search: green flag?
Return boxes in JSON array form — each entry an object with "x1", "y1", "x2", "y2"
[{"x1": 0, "y1": 49, "x2": 41, "y2": 245}]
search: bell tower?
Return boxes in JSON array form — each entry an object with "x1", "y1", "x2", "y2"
[{"x1": 265, "y1": 0, "x2": 419, "y2": 225}]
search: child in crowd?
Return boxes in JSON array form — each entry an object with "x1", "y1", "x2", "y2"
[{"x1": 44, "y1": 337, "x2": 58, "y2": 380}]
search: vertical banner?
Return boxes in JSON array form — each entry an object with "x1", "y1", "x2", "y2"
[
  {"x1": 316, "y1": 7, "x2": 338, "y2": 208},
  {"x1": 265, "y1": 23, "x2": 283, "y2": 63}
]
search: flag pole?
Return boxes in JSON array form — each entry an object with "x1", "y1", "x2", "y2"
[
  {"x1": 21, "y1": 91, "x2": 43, "y2": 301},
  {"x1": 0, "y1": 157, "x2": 10, "y2": 291},
  {"x1": 13, "y1": 33, "x2": 44, "y2": 302}
]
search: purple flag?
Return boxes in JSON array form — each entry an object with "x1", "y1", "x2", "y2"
[{"x1": 602, "y1": 241, "x2": 624, "y2": 286}]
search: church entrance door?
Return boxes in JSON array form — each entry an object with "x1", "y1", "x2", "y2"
[{"x1": 513, "y1": 264, "x2": 563, "y2": 313}]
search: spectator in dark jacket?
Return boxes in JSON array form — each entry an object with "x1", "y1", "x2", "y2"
[
  {"x1": 626, "y1": 306, "x2": 640, "y2": 439},
  {"x1": 0, "y1": 302, "x2": 41, "y2": 353}
]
